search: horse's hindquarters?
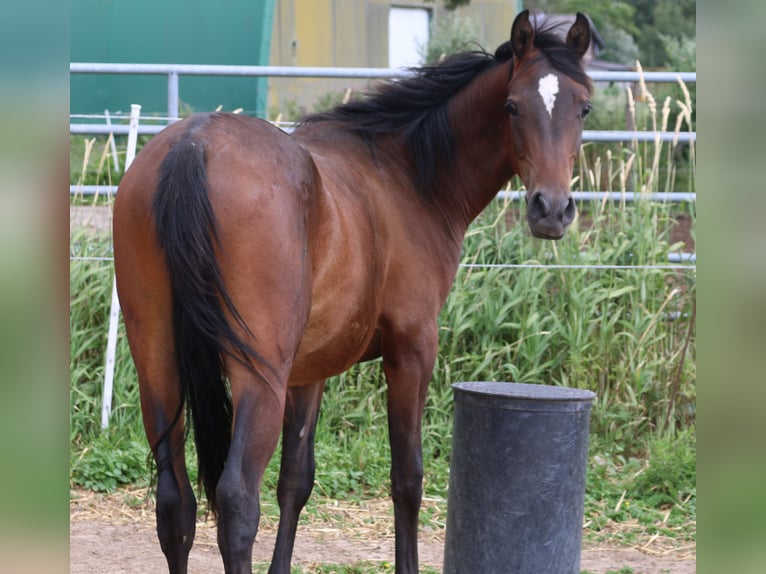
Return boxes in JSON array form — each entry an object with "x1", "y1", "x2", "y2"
[{"x1": 113, "y1": 112, "x2": 323, "y2": 573}]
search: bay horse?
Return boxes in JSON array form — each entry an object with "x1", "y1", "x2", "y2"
[{"x1": 113, "y1": 10, "x2": 592, "y2": 574}]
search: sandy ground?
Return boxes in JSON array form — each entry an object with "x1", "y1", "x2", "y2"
[{"x1": 70, "y1": 489, "x2": 695, "y2": 573}]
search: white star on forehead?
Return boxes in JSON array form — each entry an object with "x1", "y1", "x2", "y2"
[{"x1": 537, "y1": 73, "x2": 559, "y2": 118}]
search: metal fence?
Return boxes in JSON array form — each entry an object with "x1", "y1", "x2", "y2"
[
  {"x1": 69, "y1": 63, "x2": 696, "y2": 139},
  {"x1": 69, "y1": 63, "x2": 696, "y2": 205}
]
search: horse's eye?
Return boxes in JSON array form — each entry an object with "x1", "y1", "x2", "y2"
[
  {"x1": 505, "y1": 101, "x2": 520, "y2": 117},
  {"x1": 581, "y1": 102, "x2": 592, "y2": 118}
]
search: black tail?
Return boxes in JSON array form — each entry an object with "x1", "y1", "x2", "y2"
[{"x1": 152, "y1": 138, "x2": 262, "y2": 514}]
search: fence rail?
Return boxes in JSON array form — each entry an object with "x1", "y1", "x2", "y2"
[
  {"x1": 70, "y1": 63, "x2": 696, "y2": 138},
  {"x1": 70, "y1": 184, "x2": 696, "y2": 204},
  {"x1": 70, "y1": 62, "x2": 697, "y2": 82},
  {"x1": 69, "y1": 121, "x2": 696, "y2": 143}
]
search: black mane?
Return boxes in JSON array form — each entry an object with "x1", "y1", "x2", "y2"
[{"x1": 300, "y1": 18, "x2": 591, "y2": 198}]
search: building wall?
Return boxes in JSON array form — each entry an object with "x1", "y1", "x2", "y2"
[
  {"x1": 70, "y1": 0, "x2": 518, "y2": 119},
  {"x1": 70, "y1": 0, "x2": 275, "y2": 117},
  {"x1": 267, "y1": 0, "x2": 517, "y2": 118}
]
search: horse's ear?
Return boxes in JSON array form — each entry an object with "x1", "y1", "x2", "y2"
[
  {"x1": 510, "y1": 10, "x2": 534, "y2": 60},
  {"x1": 566, "y1": 13, "x2": 591, "y2": 59}
]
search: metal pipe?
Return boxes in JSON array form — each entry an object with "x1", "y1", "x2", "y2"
[
  {"x1": 70, "y1": 62, "x2": 696, "y2": 84},
  {"x1": 167, "y1": 71, "x2": 179, "y2": 122},
  {"x1": 72, "y1": 184, "x2": 697, "y2": 204},
  {"x1": 668, "y1": 252, "x2": 696, "y2": 263},
  {"x1": 69, "y1": 122, "x2": 696, "y2": 145},
  {"x1": 497, "y1": 190, "x2": 697, "y2": 202},
  {"x1": 588, "y1": 70, "x2": 696, "y2": 83},
  {"x1": 70, "y1": 62, "x2": 405, "y2": 79},
  {"x1": 70, "y1": 123, "x2": 167, "y2": 135},
  {"x1": 583, "y1": 130, "x2": 695, "y2": 143}
]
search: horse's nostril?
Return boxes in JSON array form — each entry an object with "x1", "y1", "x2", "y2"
[
  {"x1": 529, "y1": 191, "x2": 575, "y2": 224},
  {"x1": 563, "y1": 195, "x2": 576, "y2": 223},
  {"x1": 530, "y1": 192, "x2": 550, "y2": 218}
]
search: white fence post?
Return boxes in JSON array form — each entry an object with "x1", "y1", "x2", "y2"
[
  {"x1": 104, "y1": 109, "x2": 120, "y2": 172},
  {"x1": 101, "y1": 103, "x2": 141, "y2": 430}
]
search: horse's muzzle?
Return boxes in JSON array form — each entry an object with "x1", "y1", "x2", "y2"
[{"x1": 526, "y1": 190, "x2": 576, "y2": 240}]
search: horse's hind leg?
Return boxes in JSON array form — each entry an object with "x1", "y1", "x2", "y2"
[
  {"x1": 215, "y1": 360, "x2": 288, "y2": 574},
  {"x1": 269, "y1": 380, "x2": 326, "y2": 574},
  {"x1": 151, "y1": 398, "x2": 196, "y2": 574},
  {"x1": 125, "y1": 319, "x2": 196, "y2": 574}
]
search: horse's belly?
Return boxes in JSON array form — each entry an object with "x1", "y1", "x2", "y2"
[{"x1": 288, "y1": 301, "x2": 380, "y2": 385}]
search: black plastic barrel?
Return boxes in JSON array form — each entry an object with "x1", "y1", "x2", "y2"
[{"x1": 443, "y1": 382, "x2": 596, "y2": 574}]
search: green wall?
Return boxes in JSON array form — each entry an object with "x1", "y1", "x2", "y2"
[{"x1": 71, "y1": 0, "x2": 275, "y2": 118}]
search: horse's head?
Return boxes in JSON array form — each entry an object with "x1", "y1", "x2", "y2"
[{"x1": 504, "y1": 11, "x2": 593, "y2": 240}]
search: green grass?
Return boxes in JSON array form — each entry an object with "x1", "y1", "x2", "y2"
[{"x1": 586, "y1": 429, "x2": 696, "y2": 546}]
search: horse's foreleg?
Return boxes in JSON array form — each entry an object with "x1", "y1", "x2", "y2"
[
  {"x1": 382, "y1": 322, "x2": 438, "y2": 574},
  {"x1": 269, "y1": 380, "x2": 326, "y2": 574},
  {"x1": 215, "y1": 362, "x2": 286, "y2": 574}
]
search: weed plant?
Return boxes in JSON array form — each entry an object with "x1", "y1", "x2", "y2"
[{"x1": 69, "y1": 77, "x2": 696, "y2": 543}]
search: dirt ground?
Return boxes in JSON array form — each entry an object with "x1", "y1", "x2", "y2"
[{"x1": 69, "y1": 489, "x2": 695, "y2": 573}]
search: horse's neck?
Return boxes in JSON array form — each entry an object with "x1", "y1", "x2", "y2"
[{"x1": 437, "y1": 62, "x2": 515, "y2": 236}]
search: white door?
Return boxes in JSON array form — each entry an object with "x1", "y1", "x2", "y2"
[{"x1": 388, "y1": 7, "x2": 430, "y2": 69}]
